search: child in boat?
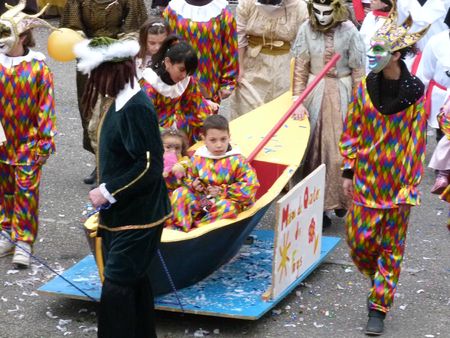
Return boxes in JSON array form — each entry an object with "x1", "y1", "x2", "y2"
[
  {"x1": 140, "y1": 35, "x2": 215, "y2": 145},
  {"x1": 135, "y1": 16, "x2": 169, "y2": 79},
  {"x1": 161, "y1": 128, "x2": 190, "y2": 192},
  {"x1": 169, "y1": 115, "x2": 260, "y2": 232}
]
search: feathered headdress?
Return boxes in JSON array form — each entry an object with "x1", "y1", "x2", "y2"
[
  {"x1": 0, "y1": 0, "x2": 55, "y2": 35},
  {"x1": 371, "y1": 12, "x2": 430, "y2": 52}
]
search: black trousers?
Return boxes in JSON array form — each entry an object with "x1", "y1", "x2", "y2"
[{"x1": 98, "y1": 276, "x2": 157, "y2": 338}]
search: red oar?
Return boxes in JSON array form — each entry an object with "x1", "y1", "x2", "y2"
[{"x1": 247, "y1": 53, "x2": 341, "y2": 163}]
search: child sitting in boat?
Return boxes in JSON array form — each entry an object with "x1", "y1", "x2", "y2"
[
  {"x1": 169, "y1": 115, "x2": 260, "y2": 232},
  {"x1": 162, "y1": 128, "x2": 190, "y2": 192}
]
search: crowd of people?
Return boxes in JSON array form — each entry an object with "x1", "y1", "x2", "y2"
[{"x1": 0, "y1": 0, "x2": 450, "y2": 337}]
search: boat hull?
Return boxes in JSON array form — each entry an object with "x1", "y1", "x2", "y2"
[{"x1": 150, "y1": 205, "x2": 271, "y2": 295}]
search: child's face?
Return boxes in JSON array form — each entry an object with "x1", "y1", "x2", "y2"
[
  {"x1": 204, "y1": 129, "x2": 230, "y2": 156},
  {"x1": 146, "y1": 33, "x2": 167, "y2": 56},
  {"x1": 163, "y1": 135, "x2": 183, "y2": 156},
  {"x1": 164, "y1": 57, "x2": 188, "y2": 83}
]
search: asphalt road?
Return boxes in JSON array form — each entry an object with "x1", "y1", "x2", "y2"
[{"x1": 0, "y1": 22, "x2": 449, "y2": 338}]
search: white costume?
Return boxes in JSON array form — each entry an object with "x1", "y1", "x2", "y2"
[{"x1": 416, "y1": 30, "x2": 450, "y2": 128}]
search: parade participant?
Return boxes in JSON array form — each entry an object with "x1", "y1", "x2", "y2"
[
  {"x1": 169, "y1": 115, "x2": 259, "y2": 232},
  {"x1": 135, "y1": 16, "x2": 169, "y2": 79},
  {"x1": 429, "y1": 94, "x2": 450, "y2": 194},
  {"x1": 61, "y1": 0, "x2": 147, "y2": 185},
  {"x1": 163, "y1": 0, "x2": 239, "y2": 104},
  {"x1": 229, "y1": 0, "x2": 308, "y2": 118},
  {"x1": 339, "y1": 13, "x2": 428, "y2": 335},
  {"x1": 435, "y1": 96, "x2": 450, "y2": 231},
  {"x1": 291, "y1": 0, "x2": 365, "y2": 226},
  {"x1": 0, "y1": 1, "x2": 56, "y2": 268},
  {"x1": 75, "y1": 36, "x2": 171, "y2": 338},
  {"x1": 161, "y1": 128, "x2": 191, "y2": 192},
  {"x1": 140, "y1": 35, "x2": 213, "y2": 145},
  {"x1": 359, "y1": 0, "x2": 393, "y2": 74},
  {"x1": 351, "y1": 0, "x2": 373, "y2": 26},
  {"x1": 416, "y1": 8, "x2": 450, "y2": 141}
]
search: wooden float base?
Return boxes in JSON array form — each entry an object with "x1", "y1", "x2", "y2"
[{"x1": 38, "y1": 230, "x2": 340, "y2": 320}]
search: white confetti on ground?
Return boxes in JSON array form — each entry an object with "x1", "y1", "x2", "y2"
[
  {"x1": 417, "y1": 289, "x2": 425, "y2": 294},
  {"x1": 194, "y1": 328, "x2": 209, "y2": 337},
  {"x1": 399, "y1": 305, "x2": 407, "y2": 310},
  {"x1": 7, "y1": 305, "x2": 20, "y2": 313},
  {"x1": 46, "y1": 311, "x2": 58, "y2": 319},
  {"x1": 7, "y1": 270, "x2": 19, "y2": 275},
  {"x1": 1, "y1": 297, "x2": 7, "y2": 302},
  {"x1": 313, "y1": 322, "x2": 324, "y2": 328},
  {"x1": 213, "y1": 329, "x2": 220, "y2": 335}
]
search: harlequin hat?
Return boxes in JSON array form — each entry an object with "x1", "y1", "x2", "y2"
[
  {"x1": 371, "y1": 12, "x2": 430, "y2": 52},
  {"x1": 74, "y1": 37, "x2": 140, "y2": 75},
  {"x1": 0, "y1": 0, "x2": 54, "y2": 35}
]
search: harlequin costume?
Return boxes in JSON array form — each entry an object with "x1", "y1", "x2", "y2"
[
  {"x1": 61, "y1": 0, "x2": 148, "y2": 154},
  {"x1": 339, "y1": 12, "x2": 428, "y2": 335},
  {"x1": 169, "y1": 145, "x2": 259, "y2": 232},
  {"x1": 291, "y1": 0, "x2": 365, "y2": 212},
  {"x1": 163, "y1": 0, "x2": 238, "y2": 103},
  {"x1": 140, "y1": 68, "x2": 212, "y2": 144},
  {"x1": 0, "y1": 1, "x2": 56, "y2": 267}
]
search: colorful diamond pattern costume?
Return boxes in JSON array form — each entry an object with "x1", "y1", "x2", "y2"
[
  {"x1": 169, "y1": 146, "x2": 259, "y2": 232},
  {"x1": 163, "y1": 0, "x2": 238, "y2": 103}
]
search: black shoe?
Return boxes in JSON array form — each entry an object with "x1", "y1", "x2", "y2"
[
  {"x1": 335, "y1": 208, "x2": 347, "y2": 218},
  {"x1": 365, "y1": 310, "x2": 385, "y2": 336},
  {"x1": 323, "y1": 213, "x2": 332, "y2": 228},
  {"x1": 83, "y1": 168, "x2": 97, "y2": 185}
]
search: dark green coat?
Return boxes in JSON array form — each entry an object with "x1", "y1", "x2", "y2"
[{"x1": 98, "y1": 90, "x2": 171, "y2": 230}]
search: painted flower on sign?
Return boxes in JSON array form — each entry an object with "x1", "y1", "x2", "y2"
[{"x1": 308, "y1": 218, "x2": 315, "y2": 243}]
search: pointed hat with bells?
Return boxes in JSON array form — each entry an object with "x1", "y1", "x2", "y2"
[
  {"x1": 0, "y1": 0, "x2": 55, "y2": 54},
  {"x1": 371, "y1": 11, "x2": 430, "y2": 53}
]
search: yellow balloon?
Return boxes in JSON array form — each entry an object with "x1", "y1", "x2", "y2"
[{"x1": 47, "y1": 28, "x2": 84, "y2": 62}]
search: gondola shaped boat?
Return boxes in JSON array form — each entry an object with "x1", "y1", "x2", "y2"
[
  {"x1": 84, "y1": 91, "x2": 310, "y2": 296},
  {"x1": 84, "y1": 52, "x2": 341, "y2": 295}
]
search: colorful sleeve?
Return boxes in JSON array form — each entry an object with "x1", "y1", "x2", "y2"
[
  {"x1": 182, "y1": 79, "x2": 213, "y2": 142},
  {"x1": 395, "y1": 97, "x2": 427, "y2": 206},
  {"x1": 36, "y1": 64, "x2": 57, "y2": 157},
  {"x1": 221, "y1": 156, "x2": 260, "y2": 207},
  {"x1": 438, "y1": 100, "x2": 450, "y2": 138},
  {"x1": 219, "y1": 8, "x2": 239, "y2": 93},
  {"x1": 339, "y1": 82, "x2": 363, "y2": 173}
]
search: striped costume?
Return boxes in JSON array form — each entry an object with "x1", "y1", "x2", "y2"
[
  {"x1": 0, "y1": 51, "x2": 56, "y2": 244},
  {"x1": 140, "y1": 68, "x2": 211, "y2": 144},
  {"x1": 339, "y1": 71, "x2": 427, "y2": 313},
  {"x1": 163, "y1": 0, "x2": 238, "y2": 103},
  {"x1": 170, "y1": 146, "x2": 259, "y2": 232}
]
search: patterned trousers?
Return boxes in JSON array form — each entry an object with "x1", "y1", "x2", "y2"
[
  {"x1": 170, "y1": 186, "x2": 239, "y2": 232},
  {"x1": 0, "y1": 163, "x2": 41, "y2": 243},
  {"x1": 346, "y1": 203, "x2": 410, "y2": 313}
]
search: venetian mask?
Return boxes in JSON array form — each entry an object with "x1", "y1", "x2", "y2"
[
  {"x1": 312, "y1": 3, "x2": 333, "y2": 26},
  {"x1": 367, "y1": 38, "x2": 392, "y2": 73},
  {"x1": 0, "y1": 20, "x2": 17, "y2": 55}
]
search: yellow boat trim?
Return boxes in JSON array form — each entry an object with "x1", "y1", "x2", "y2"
[{"x1": 97, "y1": 213, "x2": 172, "y2": 232}]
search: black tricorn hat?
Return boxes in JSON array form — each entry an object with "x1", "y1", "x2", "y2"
[{"x1": 445, "y1": 7, "x2": 450, "y2": 29}]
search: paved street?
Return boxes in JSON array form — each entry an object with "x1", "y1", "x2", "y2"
[{"x1": 0, "y1": 23, "x2": 449, "y2": 338}]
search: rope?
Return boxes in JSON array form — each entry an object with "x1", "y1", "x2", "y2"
[
  {"x1": 157, "y1": 249, "x2": 185, "y2": 313},
  {"x1": 0, "y1": 230, "x2": 98, "y2": 302}
]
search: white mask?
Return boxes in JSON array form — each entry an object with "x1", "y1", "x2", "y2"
[
  {"x1": 367, "y1": 38, "x2": 392, "y2": 73},
  {"x1": 312, "y1": 3, "x2": 334, "y2": 26},
  {"x1": 0, "y1": 21, "x2": 18, "y2": 55}
]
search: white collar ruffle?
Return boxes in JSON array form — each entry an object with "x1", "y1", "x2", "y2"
[
  {"x1": 168, "y1": 0, "x2": 227, "y2": 22},
  {"x1": 194, "y1": 144, "x2": 242, "y2": 159},
  {"x1": 0, "y1": 50, "x2": 45, "y2": 67},
  {"x1": 115, "y1": 79, "x2": 141, "y2": 111},
  {"x1": 142, "y1": 68, "x2": 191, "y2": 99}
]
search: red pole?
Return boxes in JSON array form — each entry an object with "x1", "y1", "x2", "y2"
[{"x1": 247, "y1": 53, "x2": 341, "y2": 163}]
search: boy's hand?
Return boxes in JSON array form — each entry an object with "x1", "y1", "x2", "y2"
[
  {"x1": 343, "y1": 178, "x2": 353, "y2": 198},
  {"x1": 206, "y1": 185, "x2": 222, "y2": 197},
  {"x1": 292, "y1": 104, "x2": 309, "y2": 120},
  {"x1": 193, "y1": 178, "x2": 204, "y2": 192}
]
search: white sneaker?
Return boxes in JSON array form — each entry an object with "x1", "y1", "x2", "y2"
[
  {"x1": 12, "y1": 241, "x2": 31, "y2": 268},
  {"x1": 0, "y1": 231, "x2": 14, "y2": 257}
]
